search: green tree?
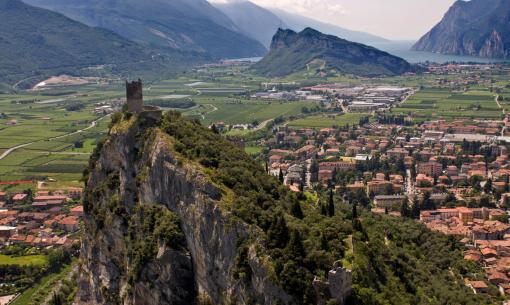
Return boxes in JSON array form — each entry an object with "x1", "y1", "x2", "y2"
[
  {"x1": 411, "y1": 201, "x2": 421, "y2": 219},
  {"x1": 483, "y1": 179, "x2": 493, "y2": 194},
  {"x1": 328, "y1": 188, "x2": 335, "y2": 217},
  {"x1": 401, "y1": 198, "x2": 410, "y2": 218},
  {"x1": 320, "y1": 232, "x2": 329, "y2": 251},
  {"x1": 267, "y1": 214, "x2": 289, "y2": 249},
  {"x1": 291, "y1": 201, "x2": 304, "y2": 219},
  {"x1": 287, "y1": 230, "x2": 306, "y2": 258},
  {"x1": 278, "y1": 169, "x2": 284, "y2": 184},
  {"x1": 310, "y1": 159, "x2": 319, "y2": 183}
]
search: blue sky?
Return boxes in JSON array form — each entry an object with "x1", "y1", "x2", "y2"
[{"x1": 211, "y1": 0, "x2": 458, "y2": 40}]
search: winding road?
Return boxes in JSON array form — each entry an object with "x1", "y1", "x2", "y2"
[{"x1": 0, "y1": 114, "x2": 110, "y2": 161}]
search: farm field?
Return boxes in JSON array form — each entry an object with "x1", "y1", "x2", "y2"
[
  {"x1": 184, "y1": 97, "x2": 314, "y2": 125},
  {"x1": 0, "y1": 76, "x2": 311, "y2": 188},
  {"x1": 287, "y1": 113, "x2": 370, "y2": 129},
  {"x1": 0, "y1": 66, "x2": 509, "y2": 188},
  {"x1": 0, "y1": 84, "x2": 116, "y2": 188},
  {"x1": 393, "y1": 88, "x2": 501, "y2": 120}
]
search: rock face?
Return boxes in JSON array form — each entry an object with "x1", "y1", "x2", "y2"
[
  {"x1": 77, "y1": 115, "x2": 293, "y2": 305},
  {"x1": 412, "y1": 0, "x2": 510, "y2": 59},
  {"x1": 252, "y1": 28, "x2": 413, "y2": 77}
]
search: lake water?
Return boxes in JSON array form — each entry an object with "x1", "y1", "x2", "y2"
[
  {"x1": 226, "y1": 41, "x2": 508, "y2": 65},
  {"x1": 372, "y1": 41, "x2": 509, "y2": 64}
]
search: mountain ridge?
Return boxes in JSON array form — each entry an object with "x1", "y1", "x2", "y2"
[
  {"x1": 252, "y1": 28, "x2": 413, "y2": 78},
  {"x1": 412, "y1": 0, "x2": 510, "y2": 59},
  {"x1": 212, "y1": 1, "x2": 388, "y2": 48},
  {"x1": 214, "y1": 1, "x2": 287, "y2": 48},
  {"x1": 22, "y1": 0, "x2": 267, "y2": 59},
  {"x1": 0, "y1": 0, "x2": 163, "y2": 86}
]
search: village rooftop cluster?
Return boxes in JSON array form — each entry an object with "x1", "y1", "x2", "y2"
[
  {"x1": 0, "y1": 187, "x2": 83, "y2": 249},
  {"x1": 258, "y1": 112, "x2": 510, "y2": 296}
]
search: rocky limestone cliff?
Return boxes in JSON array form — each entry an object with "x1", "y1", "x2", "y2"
[
  {"x1": 412, "y1": 0, "x2": 510, "y2": 59},
  {"x1": 76, "y1": 114, "x2": 293, "y2": 305}
]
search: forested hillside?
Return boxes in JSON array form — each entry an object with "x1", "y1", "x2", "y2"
[{"x1": 77, "y1": 111, "x2": 497, "y2": 304}]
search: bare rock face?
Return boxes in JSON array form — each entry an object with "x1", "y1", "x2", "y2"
[
  {"x1": 412, "y1": 0, "x2": 510, "y2": 59},
  {"x1": 76, "y1": 116, "x2": 292, "y2": 305}
]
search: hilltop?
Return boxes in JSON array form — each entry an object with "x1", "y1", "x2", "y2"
[
  {"x1": 413, "y1": 0, "x2": 510, "y2": 59},
  {"x1": 252, "y1": 28, "x2": 413, "y2": 78}
]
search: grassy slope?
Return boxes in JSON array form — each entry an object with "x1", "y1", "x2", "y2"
[
  {"x1": 10, "y1": 264, "x2": 72, "y2": 305},
  {"x1": 0, "y1": 255, "x2": 47, "y2": 266}
]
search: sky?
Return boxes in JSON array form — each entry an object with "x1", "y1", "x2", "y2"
[{"x1": 210, "y1": 0, "x2": 458, "y2": 40}]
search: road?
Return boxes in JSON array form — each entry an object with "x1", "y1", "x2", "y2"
[
  {"x1": 253, "y1": 119, "x2": 273, "y2": 131},
  {"x1": 406, "y1": 169, "x2": 416, "y2": 204},
  {"x1": 201, "y1": 104, "x2": 218, "y2": 120},
  {"x1": 0, "y1": 114, "x2": 110, "y2": 161},
  {"x1": 495, "y1": 95, "x2": 507, "y2": 135}
]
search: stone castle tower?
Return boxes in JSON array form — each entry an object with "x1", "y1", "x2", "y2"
[{"x1": 126, "y1": 79, "x2": 144, "y2": 113}]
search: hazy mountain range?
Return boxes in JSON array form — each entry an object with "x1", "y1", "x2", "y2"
[
  {"x1": 23, "y1": 0, "x2": 267, "y2": 59},
  {"x1": 253, "y1": 28, "x2": 412, "y2": 77},
  {"x1": 0, "y1": 0, "x2": 155, "y2": 86},
  {"x1": 413, "y1": 0, "x2": 510, "y2": 59},
  {"x1": 213, "y1": 1, "x2": 388, "y2": 48},
  {"x1": 7, "y1": 0, "x2": 500, "y2": 87}
]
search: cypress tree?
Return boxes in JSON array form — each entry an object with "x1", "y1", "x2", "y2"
[
  {"x1": 411, "y1": 201, "x2": 421, "y2": 219},
  {"x1": 401, "y1": 198, "x2": 410, "y2": 218},
  {"x1": 321, "y1": 204, "x2": 328, "y2": 216},
  {"x1": 267, "y1": 214, "x2": 289, "y2": 249},
  {"x1": 291, "y1": 201, "x2": 304, "y2": 219},
  {"x1": 328, "y1": 188, "x2": 335, "y2": 217},
  {"x1": 278, "y1": 168, "x2": 284, "y2": 184},
  {"x1": 320, "y1": 232, "x2": 329, "y2": 251},
  {"x1": 287, "y1": 230, "x2": 306, "y2": 258}
]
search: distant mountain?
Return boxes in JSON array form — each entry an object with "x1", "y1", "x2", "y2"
[
  {"x1": 413, "y1": 0, "x2": 510, "y2": 59},
  {"x1": 214, "y1": 1, "x2": 286, "y2": 48},
  {"x1": 0, "y1": 0, "x2": 158, "y2": 86},
  {"x1": 252, "y1": 28, "x2": 412, "y2": 78},
  {"x1": 23, "y1": 0, "x2": 267, "y2": 59},
  {"x1": 213, "y1": 1, "x2": 387, "y2": 48},
  {"x1": 271, "y1": 8, "x2": 388, "y2": 45}
]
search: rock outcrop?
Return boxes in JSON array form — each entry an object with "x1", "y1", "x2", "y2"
[
  {"x1": 76, "y1": 114, "x2": 293, "y2": 305},
  {"x1": 412, "y1": 0, "x2": 510, "y2": 59},
  {"x1": 252, "y1": 27, "x2": 413, "y2": 77}
]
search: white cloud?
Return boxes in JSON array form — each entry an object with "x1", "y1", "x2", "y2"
[{"x1": 211, "y1": 0, "x2": 349, "y2": 15}]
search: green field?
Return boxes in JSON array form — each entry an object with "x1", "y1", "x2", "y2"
[
  {"x1": 0, "y1": 254, "x2": 47, "y2": 266},
  {"x1": 394, "y1": 88, "x2": 501, "y2": 120},
  {"x1": 0, "y1": 66, "x2": 508, "y2": 188},
  {"x1": 182, "y1": 97, "x2": 313, "y2": 125},
  {"x1": 287, "y1": 113, "x2": 369, "y2": 129}
]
